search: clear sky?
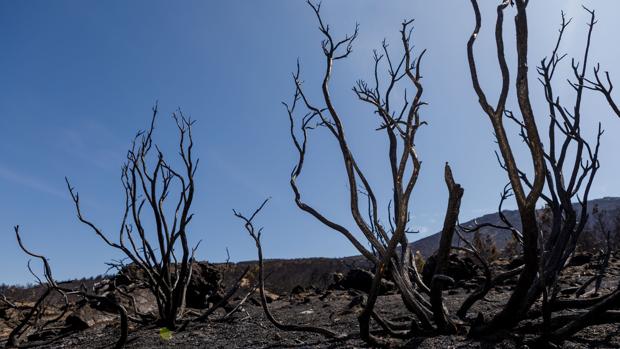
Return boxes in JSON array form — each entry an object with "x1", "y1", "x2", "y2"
[{"x1": 1, "y1": 1, "x2": 619, "y2": 285}]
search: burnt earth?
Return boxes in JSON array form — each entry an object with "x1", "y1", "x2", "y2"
[{"x1": 2, "y1": 255, "x2": 620, "y2": 348}]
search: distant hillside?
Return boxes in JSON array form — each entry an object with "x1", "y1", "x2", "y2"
[
  {"x1": 222, "y1": 197, "x2": 620, "y2": 293},
  {"x1": 221, "y1": 257, "x2": 370, "y2": 294},
  {"x1": 5, "y1": 198, "x2": 618, "y2": 296},
  {"x1": 411, "y1": 197, "x2": 620, "y2": 257},
  {"x1": 131, "y1": 196, "x2": 620, "y2": 294}
]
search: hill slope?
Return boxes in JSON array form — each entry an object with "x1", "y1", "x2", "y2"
[
  {"x1": 223, "y1": 197, "x2": 620, "y2": 293},
  {"x1": 411, "y1": 196, "x2": 620, "y2": 257}
]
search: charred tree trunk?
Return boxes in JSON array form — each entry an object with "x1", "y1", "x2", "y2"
[{"x1": 430, "y1": 164, "x2": 463, "y2": 334}]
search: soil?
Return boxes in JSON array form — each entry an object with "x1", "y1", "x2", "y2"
[{"x1": 2, "y1": 254, "x2": 620, "y2": 348}]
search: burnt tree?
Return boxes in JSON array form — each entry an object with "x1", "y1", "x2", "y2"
[
  {"x1": 466, "y1": 0, "x2": 546, "y2": 334},
  {"x1": 235, "y1": 199, "x2": 340, "y2": 338},
  {"x1": 282, "y1": 1, "x2": 465, "y2": 346},
  {"x1": 466, "y1": 1, "x2": 618, "y2": 344},
  {"x1": 6, "y1": 226, "x2": 128, "y2": 349},
  {"x1": 66, "y1": 106, "x2": 198, "y2": 330},
  {"x1": 236, "y1": 0, "x2": 620, "y2": 347}
]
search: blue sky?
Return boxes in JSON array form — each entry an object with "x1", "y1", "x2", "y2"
[{"x1": 1, "y1": 1, "x2": 619, "y2": 285}]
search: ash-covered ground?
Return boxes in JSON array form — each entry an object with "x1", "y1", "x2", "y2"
[{"x1": 2, "y1": 253, "x2": 620, "y2": 348}]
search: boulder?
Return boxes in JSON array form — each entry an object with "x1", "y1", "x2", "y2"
[
  {"x1": 331, "y1": 272, "x2": 345, "y2": 285},
  {"x1": 422, "y1": 253, "x2": 477, "y2": 288},
  {"x1": 0, "y1": 304, "x2": 20, "y2": 323},
  {"x1": 65, "y1": 301, "x2": 115, "y2": 331},
  {"x1": 186, "y1": 263, "x2": 223, "y2": 309},
  {"x1": 88, "y1": 292, "x2": 121, "y2": 313},
  {"x1": 263, "y1": 289, "x2": 280, "y2": 303},
  {"x1": 291, "y1": 285, "x2": 306, "y2": 295},
  {"x1": 114, "y1": 262, "x2": 223, "y2": 309},
  {"x1": 505, "y1": 256, "x2": 524, "y2": 270},
  {"x1": 113, "y1": 264, "x2": 143, "y2": 287},
  {"x1": 329, "y1": 268, "x2": 395, "y2": 295},
  {"x1": 568, "y1": 253, "x2": 593, "y2": 267},
  {"x1": 0, "y1": 303, "x2": 9, "y2": 320}
]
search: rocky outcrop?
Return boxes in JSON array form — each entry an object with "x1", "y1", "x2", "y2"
[
  {"x1": 329, "y1": 268, "x2": 395, "y2": 295},
  {"x1": 422, "y1": 253, "x2": 478, "y2": 288},
  {"x1": 186, "y1": 263, "x2": 223, "y2": 309}
]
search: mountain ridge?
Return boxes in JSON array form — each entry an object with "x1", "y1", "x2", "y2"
[{"x1": 410, "y1": 196, "x2": 620, "y2": 257}]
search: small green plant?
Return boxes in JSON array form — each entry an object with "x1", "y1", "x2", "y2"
[{"x1": 159, "y1": 327, "x2": 173, "y2": 341}]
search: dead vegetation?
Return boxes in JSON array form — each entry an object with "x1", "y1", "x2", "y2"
[
  {"x1": 258, "y1": 0, "x2": 620, "y2": 347},
  {"x1": 2, "y1": 0, "x2": 620, "y2": 348}
]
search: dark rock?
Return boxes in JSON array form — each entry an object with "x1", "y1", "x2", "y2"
[
  {"x1": 88, "y1": 293, "x2": 120, "y2": 313},
  {"x1": 347, "y1": 294, "x2": 365, "y2": 308},
  {"x1": 329, "y1": 268, "x2": 395, "y2": 295},
  {"x1": 65, "y1": 302, "x2": 114, "y2": 332},
  {"x1": 263, "y1": 289, "x2": 280, "y2": 303},
  {"x1": 111, "y1": 262, "x2": 222, "y2": 309},
  {"x1": 0, "y1": 304, "x2": 20, "y2": 323},
  {"x1": 310, "y1": 286, "x2": 322, "y2": 294},
  {"x1": 560, "y1": 286, "x2": 579, "y2": 295},
  {"x1": 65, "y1": 313, "x2": 92, "y2": 332},
  {"x1": 319, "y1": 290, "x2": 332, "y2": 301},
  {"x1": 0, "y1": 303, "x2": 8, "y2": 320},
  {"x1": 422, "y1": 253, "x2": 477, "y2": 288},
  {"x1": 112, "y1": 264, "x2": 142, "y2": 287},
  {"x1": 568, "y1": 253, "x2": 593, "y2": 267},
  {"x1": 27, "y1": 329, "x2": 61, "y2": 342},
  {"x1": 332, "y1": 272, "x2": 344, "y2": 285},
  {"x1": 291, "y1": 285, "x2": 306, "y2": 295},
  {"x1": 185, "y1": 263, "x2": 223, "y2": 309},
  {"x1": 505, "y1": 256, "x2": 525, "y2": 270}
]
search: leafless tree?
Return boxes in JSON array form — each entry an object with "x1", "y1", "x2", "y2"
[
  {"x1": 466, "y1": 0, "x2": 620, "y2": 344},
  {"x1": 586, "y1": 65, "x2": 620, "y2": 118},
  {"x1": 65, "y1": 105, "x2": 198, "y2": 330},
  {"x1": 575, "y1": 206, "x2": 613, "y2": 298},
  {"x1": 466, "y1": 0, "x2": 547, "y2": 334},
  {"x1": 235, "y1": 198, "x2": 340, "y2": 338},
  {"x1": 429, "y1": 165, "x2": 464, "y2": 334},
  {"x1": 6, "y1": 226, "x2": 128, "y2": 349},
  {"x1": 455, "y1": 186, "x2": 524, "y2": 319},
  {"x1": 282, "y1": 1, "x2": 467, "y2": 346},
  {"x1": 278, "y1": 0, "x2": 620, "y2": 346},
  {"x1": 526, "y1": 6, "x2": 602, "y2": 320}
]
